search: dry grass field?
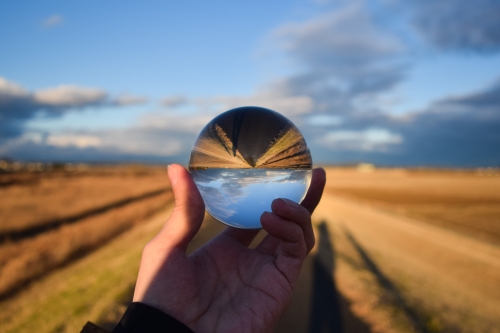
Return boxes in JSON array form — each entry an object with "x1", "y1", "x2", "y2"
[
  {"x1": 0, "y1": 166, "x2": 173, "y2": 299},
  {"x1": 326, "y1": 168, "x2": 500, "y2": 244},
  {"x1": 0, "y1": 165, "x2": 498, "y2": 333},
  {"x1": 0, "y1": 165, "x2": 170, "y2": 235}
]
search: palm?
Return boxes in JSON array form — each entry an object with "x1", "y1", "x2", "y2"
[
  {"x1": 133, "y1": 165, "x2": 325, "y2": 333},
  {"x1": 190, "y1": 233, "x2": 297, "y2": 332}
]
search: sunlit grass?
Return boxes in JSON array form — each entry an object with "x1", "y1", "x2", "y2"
[{"x1": 0, "y1": 206, "x2": 173, "y2": 333}]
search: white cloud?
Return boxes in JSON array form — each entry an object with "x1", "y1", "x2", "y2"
[
  {"x1": 322, "y1": 128, "x2": 403, "y2": 151},
  {"x1": 307, "y1": 114, "x2": 343, "y2": 126},
  {"x1": 161, "y1": 95, "x2": 188, "y2": 108},
  {"x1": 138, "y1": 112, "x2": 213, "y2": 133},
  {"x1": 43, "y1": 128, "x2": 184, "y2": 156},
  {"x1": 33, "y1": 85, "x2": 107, "y2": 107},
  {"x1": 0, "y1": 77, "x2": 29, "y2": 99},
  {"x1": 101, "y1": 130, "x2": 183, "y2": 156},
  {"x1": 1, "y1": 77, "x2": 149, "y2": 141},
  {"x1": 112, "y1": 94, "x2": 148, "y2": 106},
  {"x1": 215, "y1": 92, "x2": 314, "y2": 117},
  {"x1": 273, "y1": 4, "x2": 404, "y2": 67},
  {"x1": 46, "y1": 135, "x2": 102, "y2": 148},
  {"x1": 253, "y1": 3, "x2": 409, "y2": 123},
  {"x1": 42, "y1": 15, "x2": 64, "y2": 28}
]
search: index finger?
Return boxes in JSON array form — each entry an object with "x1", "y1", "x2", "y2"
[{"x1": 300, "y1": 168, "x2": 326, "y2": 214}]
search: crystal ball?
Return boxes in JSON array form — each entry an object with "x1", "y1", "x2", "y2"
[{"x1": 189, "y1": 106, "x2": 313, "y2": 229}]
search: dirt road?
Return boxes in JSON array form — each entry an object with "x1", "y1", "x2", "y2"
[{"x1": 284, "y1": 193, "x2": 500, "y2": 333}]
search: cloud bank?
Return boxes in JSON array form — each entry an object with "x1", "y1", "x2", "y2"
[{"x1": 0, "y1": 77, "x2": 150, "y2": 140}]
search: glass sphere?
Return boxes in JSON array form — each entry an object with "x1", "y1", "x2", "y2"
[{"x1": 189, "y1": 106, "x2": 312, "y2": 229}]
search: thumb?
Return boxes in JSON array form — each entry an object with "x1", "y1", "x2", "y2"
[{"x1": 155, "y1": 164, "x2": 205, "y2": 251}]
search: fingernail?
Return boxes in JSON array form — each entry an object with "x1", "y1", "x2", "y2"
[
  {"x1": 262, "y1": 211, "x2": 272, "y2": 219},
  {"x1": 167, "y1": 165, "x2": 177, "y2": 186}
]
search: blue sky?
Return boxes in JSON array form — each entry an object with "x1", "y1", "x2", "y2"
[{"x1": 1, "y1": 0, "x2": 500, "y2": 166}]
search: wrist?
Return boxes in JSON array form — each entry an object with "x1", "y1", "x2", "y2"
[{"x1": 112, "y1": 302, "x2": 194, "y2": 333}]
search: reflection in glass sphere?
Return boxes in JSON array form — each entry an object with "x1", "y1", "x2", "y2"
[{"x1": 189, "y1": 106, "x2": 312, "y2": 229}]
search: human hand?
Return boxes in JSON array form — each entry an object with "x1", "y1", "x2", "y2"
[{"x1": 133, "y1": 164, "x2": 326, "y2": 333}]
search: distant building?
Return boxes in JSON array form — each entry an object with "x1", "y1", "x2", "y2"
[{"x1": 356, "y1": 163, "x2": 376, "y2": 173}]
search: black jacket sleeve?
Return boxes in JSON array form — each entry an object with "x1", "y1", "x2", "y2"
[{"x1": 80, "y1": 302, "x2": 194, "y2": 333}]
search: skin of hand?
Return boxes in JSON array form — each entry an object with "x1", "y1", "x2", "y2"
[{"x1": 133, "y1": 164, "x2": 326, "y2": 333}]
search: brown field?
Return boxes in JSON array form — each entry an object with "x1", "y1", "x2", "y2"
[
  {"x1": 0, "y1": 166, "x2": 173, "y2": 299},
  {"x1": 0, "y1": 165, "x2": 499, "y2": 333},
  {"x1": 325, "y1": 168, "x2": 500, "y2": 244},
  {"x1": 0, "y1": 165, "x2": 170, "y2": 235}
]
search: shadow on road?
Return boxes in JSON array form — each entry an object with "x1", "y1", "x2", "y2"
[
  {"x1": 309, "y1": 222, "x2": 343, "y2": 333},
  {"x1": 308, "y1": 221, "x2": 371, "y2": 333},
  {"x1": 342, "y1": 226, "x2": 428, "y2": 333}
]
